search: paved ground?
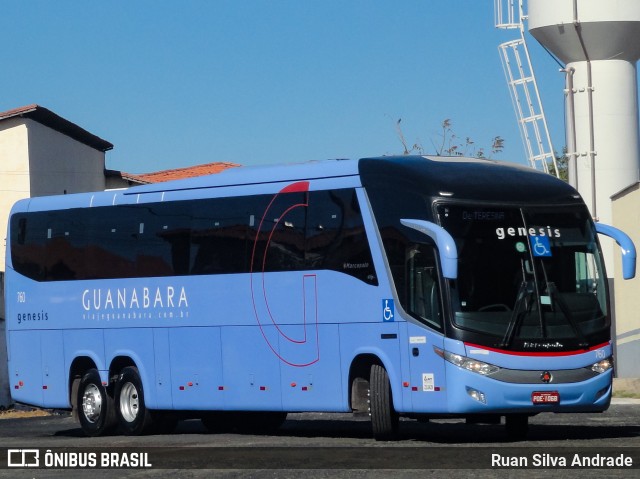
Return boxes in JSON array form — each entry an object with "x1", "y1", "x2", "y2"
[{"x1": 0, "y1": 400, "x2": 639, "y2": 478}]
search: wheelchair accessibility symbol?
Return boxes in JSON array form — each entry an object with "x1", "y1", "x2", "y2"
[
  {"x1": 529, "y1": 236, "x2": 552, "y2": 257},
  {"x1": 382, "y1": 299, "x2": 395, "y2": 322}
]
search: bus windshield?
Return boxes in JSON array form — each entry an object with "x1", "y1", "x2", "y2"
[{"x1": 437, "y1": 204, "x2": 608, "y2": 349}]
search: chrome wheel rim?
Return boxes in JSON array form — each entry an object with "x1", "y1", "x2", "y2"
[
  {"x1": 81, "y1": 384, "x2": 102, "y2": 423},
  {"x1": 119, "y1": 382, "x2": 140, "y2": 423}
]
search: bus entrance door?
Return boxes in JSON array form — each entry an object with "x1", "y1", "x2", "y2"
[{"x1": 403, "y1": 323, "x2": 447, "y2": 414}]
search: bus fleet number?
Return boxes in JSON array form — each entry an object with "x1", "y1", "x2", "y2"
[{"x1": 17, "y1": 292, "x2": 26, "y2": 303}]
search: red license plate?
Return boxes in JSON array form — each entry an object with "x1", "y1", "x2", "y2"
[{"x1": 532, "y1": 391, "x2": 560, "y2": 404}]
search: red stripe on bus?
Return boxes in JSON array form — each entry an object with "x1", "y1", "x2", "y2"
[{"x1": 463, "y1": 341, "x2": 610, "y2": 357}]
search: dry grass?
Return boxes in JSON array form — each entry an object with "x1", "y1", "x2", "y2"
[
  {"x1": 613, "y1": 391, "x2": 640, "y2": 399},
  {"x1": 0, "y1": 408, "x2": 51, "y2": 419}
]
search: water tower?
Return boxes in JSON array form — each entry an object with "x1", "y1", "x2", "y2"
[{"x1": 528, "y1": 0, "x2": 640, "y2": 267}]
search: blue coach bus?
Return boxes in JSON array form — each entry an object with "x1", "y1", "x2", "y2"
[{"x1": 4, "y1": 156, "x2": 636, "y2": 440}]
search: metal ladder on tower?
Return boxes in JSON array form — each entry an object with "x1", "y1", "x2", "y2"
[{"x1": 495, "y1": 0, "x2": 559, "y2": 177}]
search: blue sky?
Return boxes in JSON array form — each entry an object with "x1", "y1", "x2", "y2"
[{"x1": 0, "y1": 1, "x2": 569, "y2": 174}]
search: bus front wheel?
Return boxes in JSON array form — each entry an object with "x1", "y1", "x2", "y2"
[
  {"x1": 114, "y1": 366, "x2": 153, "y2": 435},
  {"x1": 369, "y1": 364, "x2": 399, "y2": 440},
  {"x1": 77, "y1": 369, "x2": 116, "y2": 437}
]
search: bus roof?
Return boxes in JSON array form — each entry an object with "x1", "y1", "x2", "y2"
[
  {"x1": 125, "y1": 157, "x2": 361, "y2": 195},
  {"x1": 359, "y1": 155, "x2": 579, "y2": 204},
  {"x1": 12, "y1": 155, "x2": 579, "y2": 214}
]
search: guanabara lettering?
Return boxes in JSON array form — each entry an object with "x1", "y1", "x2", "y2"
[{"x1": 82, "y1": 286, "x2": 189, "y2": 311}]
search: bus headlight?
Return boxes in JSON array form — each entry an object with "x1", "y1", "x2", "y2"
[
  {"x1": 466, "y1": 386, "x2": 487, "y2": 404},
  {"x1": 434, "y1": 347, "x2": 500, "y2": 376},
  {"x1": 591, "y1": 357, "x2": 613, "y2": 374}
]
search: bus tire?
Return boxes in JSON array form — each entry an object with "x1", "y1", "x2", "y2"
[
  {"x1": 369, "y1": 364, "x2": 398, "y2": 440},
  {"x1": 77, "y1": 369, "x2": 116, "y2": 437},
  {"x1": 505, "y1": 414, "x2": 529, "y2": 441},
  {"x1": 114, "y1": 366, "x2": 154, "y2": 435}
]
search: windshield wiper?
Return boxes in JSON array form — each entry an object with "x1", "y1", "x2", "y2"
[
  {"x1": 546, "y1": 282, "x2": 590, "y2": 349},
  {"x1": 499, "y1": 280, "x2": 535, "y2": 349},
  {"x1": 538, "y1": 258, "x2": 590, "y2": 349}
]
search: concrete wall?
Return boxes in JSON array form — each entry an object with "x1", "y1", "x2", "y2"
[
  {"x1": 0, "y1": 118, "x2": 32, "y2": 273},
  {"x1": 27, "y1": 119, "x2": 106, "y2": 197},
  {"x1": 0, "y1": 272, "x2": 9, "y2": 408},
  {"x1": 611, "y1": 183, "x2": 640, "y2": 377},
  {"x1": 105, "y1": 174, "x2": 135, "y2": 190},
  {"x1": 0, "y1": 119, "x2": 30, "y2": 408}
]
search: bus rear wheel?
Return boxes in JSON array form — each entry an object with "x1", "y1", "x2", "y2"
[
  {"x1": 369, "y1": 364, "x2": 398, "y2": 440},
  {"x1": 77, "y1": 369, "x2": 116, "y2": 437},
  {"x1": 114, "y1": 366, "x2": 154, "y2": 435}
]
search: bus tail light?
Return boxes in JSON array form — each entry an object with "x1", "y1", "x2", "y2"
[{"x1": 434, "y1": 347, "x2": 500, "y2": 376}]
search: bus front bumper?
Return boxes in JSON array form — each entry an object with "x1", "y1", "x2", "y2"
[{"x1": 443, "y1": 363, "x2": 612, "y2": 415}]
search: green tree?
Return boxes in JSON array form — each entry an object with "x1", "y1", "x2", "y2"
[{"x1": 547, "y1": 150, "x2": 569, "y2": 182}]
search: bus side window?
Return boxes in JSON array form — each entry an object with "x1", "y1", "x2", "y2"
[
  {"x1": 11, "y1": 214, "x2": 46, "y2": 281},
  {"x1": 306, "y1": 191, "x2": 342, "y2": 270},
  {"x1": 43, "y1": 213, "x2": 87, "y2": 281},
  {"x1": 137, "y1": 203, "x2": 192, "y2": 277},
  {"x1": 17, "y1": 217, "x2": 26, "y2": 245},
  {"x1": 85, "y1": 208, "x2": 138, "y2": 279},
  {"x1": 249, "y1": 192, "x2": 306, "y2": 273},
  {"x1": 190, "y1": 197, "x2": 251, "y2": 275},
  {"x1": 406, "y1": 244, "x2": 443, "y2": 331},
  {"x1": 307, "y1": 189, "x2": 377, "y2": 285}
]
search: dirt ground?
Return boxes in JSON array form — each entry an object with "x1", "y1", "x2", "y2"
[{"x1": 0, "y1": 408, "x2": 52, "y2": 419}]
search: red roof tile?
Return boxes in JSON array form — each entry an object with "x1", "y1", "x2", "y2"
[{"x1": 122, "y1": 162, "x2": 240, "y2": 184}]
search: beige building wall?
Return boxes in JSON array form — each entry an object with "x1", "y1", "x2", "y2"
[
  {"x1": 0, "y1": 119, "x2": 32, "y2": 273},
  {"x1": 0, "y1": 118, "x2": 31, "y2": 407},
  {"x1": 0, "y1": 117, "x2": 32, "y2": 407},
  {"x1": 27, "y1": 119, "x2": 107, "y2": 197},
  {"x1": 611, "y1": 183, "x2": 640, "y2": 378}
]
